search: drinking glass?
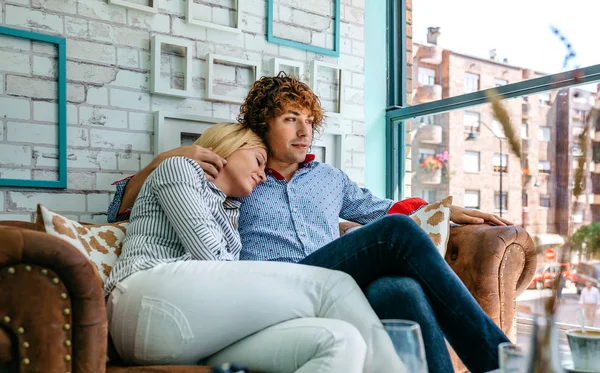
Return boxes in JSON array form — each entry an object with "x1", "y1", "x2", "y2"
[
  {"x1": 381, "y1": 319, "x2": 428, "y2": 373},
  {"x1": 498, "y1": 342, "x2": 527, "y2": 373}
]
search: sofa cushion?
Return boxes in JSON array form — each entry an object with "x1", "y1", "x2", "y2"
[
  {"x1": 35, "y1": 204, "x2": 128, "y2": 285},
  {"x1": 409, "y1": 196, "x2": 452, "y2": 257}
]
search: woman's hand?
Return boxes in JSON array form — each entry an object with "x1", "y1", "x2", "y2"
[
  {"x1": 449, "y1": 205, "x2": 513, "y2": 226},
  {"x1": 156, "y1": 145, "x2": 227, "y2": 182}
]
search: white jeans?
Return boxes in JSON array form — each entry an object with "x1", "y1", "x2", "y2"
[{"x1": 107, "y1": 260, "x2": 406, "y2": 373}]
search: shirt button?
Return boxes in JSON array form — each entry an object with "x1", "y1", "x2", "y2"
[
  {"x1": 293, "y1": 208, "x2": 298, "y2": 212},
  {"x1": 299, "y1": 232, "x2": 305, "y2": 236}
]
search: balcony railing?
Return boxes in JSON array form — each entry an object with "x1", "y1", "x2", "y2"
[
  {"x1": 417, "y1": 124, "x2": 443, "y2": 144},
  {"x1": 414, "y1": 84, "x2": 442, "y2": 103},
  {"x1": 416, "y1": 44, "x2": 443, "y2": 65}
]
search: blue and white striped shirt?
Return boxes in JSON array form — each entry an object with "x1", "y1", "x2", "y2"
[{"x1": 104, "y1": 156, "x2": 241, "y2": 296}]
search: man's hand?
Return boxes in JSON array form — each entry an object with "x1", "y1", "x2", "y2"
[
  {"x1": 154, "y1": 145, "x2": 226, "y2": 182},
  {"x1": 449, "y1": 205, "x2": 513, "y2": 226}
]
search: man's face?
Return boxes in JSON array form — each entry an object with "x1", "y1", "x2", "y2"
[
  {"x1": 264, "y1": 107, "x2": 314, "y2": 165},
  {"x1": 586, "y1": 281, "x2": 592, "y2": 289}
]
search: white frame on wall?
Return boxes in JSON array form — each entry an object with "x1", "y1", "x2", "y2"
[
  {"x1": 310, "y1": 60, "x2": 345, "y2": 118},
  {"x1": 186, "y1": 0, "x2": 242, "y2": 33},
  {"x1": 108, "y1": 0, "x2": 158, "y2": 13},
  {"x1": 150, "y1": 35, "x2": 195, "y2": 98},
  {"x1": 312, "y1": 128, "x2": 345, "y2": 169},
  {"x1": 206, "y1": 53, "x2": 260, "y2": 104},
  {"x1": 154, "y1": 111, "x2": 230, "y2": 155},
  {"x1": 271, "y1": 57, "x2": 305, "y2": 79}
]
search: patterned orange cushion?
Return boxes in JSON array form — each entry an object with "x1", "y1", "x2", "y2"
[
  {"x1": 35, "y1": 204, "x2": 128, "y2": 285},
  {"x1": 410, "y1": 196, "x2": 452, "y2": 256}
]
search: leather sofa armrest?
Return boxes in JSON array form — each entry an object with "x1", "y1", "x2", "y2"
[
  {"x1": 0, "y1": 226, "x2": 107, "y2": 373},
  {"x1": 445, "y1": 224, "x2": 537, "y2": 335}
]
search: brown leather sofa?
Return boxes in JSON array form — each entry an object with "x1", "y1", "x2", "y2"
[{"x1": 0, "y1": 220, "x2": 536, "y2": 373}]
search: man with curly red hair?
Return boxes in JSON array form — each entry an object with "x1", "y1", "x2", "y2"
[{"x1": 108, "y1": 72, "x2": 512, "y2": 373}]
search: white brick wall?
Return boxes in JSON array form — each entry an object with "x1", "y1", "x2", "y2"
[{"x1": 0, "y1": 0, "x2": 367, "y2": 221}]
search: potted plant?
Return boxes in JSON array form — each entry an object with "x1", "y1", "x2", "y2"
[{"x1": 419, "y1": 151, "x2": 448, "y2": 184}]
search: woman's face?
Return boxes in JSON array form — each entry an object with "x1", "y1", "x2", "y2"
[{"x1": 217, "y1": 147, "x2": 267, "y2": 197}]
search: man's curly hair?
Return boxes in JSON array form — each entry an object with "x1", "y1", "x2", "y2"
[{"x1": 238, "y1": 72, "x2": 324, "y2": 139}]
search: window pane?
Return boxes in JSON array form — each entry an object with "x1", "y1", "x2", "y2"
[
  {"x1": 407, "y1": 0, "x2": 600, "y2": 104},
  {"x1": 464, "y1": 190, "x2": 480, "y2": 209},
  {"x1": 521, "y1": 122, "x2": 529, "y2": 138},
  {"x1": 463, "y1": 151, "x2": 480, "y2": 173},
  {"x1": 492, "y1": 120, "x2": 506, "y2": 138},
  {"x1": 464, "y1": 112, "x2": 480, "y2": 133}
]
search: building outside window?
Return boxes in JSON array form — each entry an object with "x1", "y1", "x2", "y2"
[
  {"x1": 492, "y1": 119, "x2": 506, "y2": 138},
  {"x1": 573, "y1": 109, "x2": 586, "y2": 122},
  {"x1": 420, "y1": 189, "x2": 436, "y2": 203},
  {"x1": 573, "y1": 210, "x2": 584, "y2": 223},
  {"x1": 493, "y1": 153, "x2": 508, "y2": 172},
  {"x1": 494, "y1": 192, "x2": 508, "y2": 211},
  {"x1": 538, "y1": 160, "x2": 551, "y2": 174},
  {"x1": 540, "y1": 195, "x2": 551, "y2": 208},
  {"x1": 464, "y1": 111, "x2": 480, "y2": 133},
  {"x1": 521, "y1": 122, "x2": 528, "y2": 138},
  {"x1": 538, "y1": 92, "x2": 552, "y2": 106},
  {"x1": 418, "y1": 67, "x2": 436, "y2": 86},
  {"x1": 572, "y1": 145, "x2": 583, "y2": 157},
  {"x1": 464, "y1": 190, "x2": 480, "y2": 209},
  {"x1": 464, "y1": 73, "x2": 480, "y2": 93},
  {"x1": 522, "y1": 193, "x2": 528, "y2": 207},
  {"x1": 419, "y1": 115, "x2": 436, "y2": 126},
  {"x1": 538, "y1": 126, "x2": 551, "y2": 142},
  {"x1": 463, "y1": 151, "x2": 480, "y2": 173}
]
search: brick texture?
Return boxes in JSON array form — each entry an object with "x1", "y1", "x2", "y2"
[{"x1": 0, "y1": 0, "x2": 367, "y2": 221}]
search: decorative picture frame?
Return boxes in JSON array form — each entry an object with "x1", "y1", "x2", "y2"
[
  {"x1": 154, "y1": 111, "x2": 231, "y2": 155},
  {"x1": 206, "y1": 53, "x2": 260, "y2": 104},
  {"x1": 108, "y1": 0, "x2": 158, "y2": 13},
  {"x1": 312, "y1": 128, "x2": 344, "y2": 169},
  {"x1": 186, "y1": 0, "x2": 242, "y2": 33},
  {"x1": 267, "y1": 0, "x2": 340, "y2": 57},
  {"x1": 271, "y1": 57, "x2": 305, "y2": 79},
  {"x1": 0, "y1": 26, "x2": 66, "y2": 189},
  {"x1": 310, "y1": 60, "x2": 345, "y2": 118},
  {"x1": 150, "y1": 35, "x2": 195, "y2": 98}
]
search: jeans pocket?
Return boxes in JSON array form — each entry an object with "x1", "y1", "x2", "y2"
[{"x1": 133, "y1": 296, "x2": 194, "y2": 364}]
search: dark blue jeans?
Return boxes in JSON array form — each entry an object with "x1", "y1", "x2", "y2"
[{"x1": 299, "y1": 214, "x2": 509, "y2": 373}]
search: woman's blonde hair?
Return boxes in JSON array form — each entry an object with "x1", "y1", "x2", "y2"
[{"x1": 194, "y1": 122, "x2": 266, "y2": 159}]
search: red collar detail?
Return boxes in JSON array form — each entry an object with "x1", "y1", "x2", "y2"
[{"x1": 266, "y1": 154, "x2": 316, "y2": 181}]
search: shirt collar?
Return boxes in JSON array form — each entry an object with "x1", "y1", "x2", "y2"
[
  {"x1": 266, "y1": 154, "x2": 316, "y2": 181},
  {"x1": 207, "y1": 181, "x2": 242, "y2": 209}
]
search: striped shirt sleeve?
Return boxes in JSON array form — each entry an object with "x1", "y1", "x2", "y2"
[{"x1": 152, "y1": 156, "x2": 225, "y2": 261}]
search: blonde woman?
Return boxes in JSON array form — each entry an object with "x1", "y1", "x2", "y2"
[{"x1": 104, "y1": 123, "x2": 405, "y2": 373}]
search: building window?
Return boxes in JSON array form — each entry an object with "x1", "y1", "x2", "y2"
[
  {"x1": 464, "y1": 190, "x2": 480, "y2": 209},
  {"x1": 538, "y1": 160, "x2": 551, "y2": 174},
  {"x1": 538, "y1": 92, "x2": 552, "y2": 106},
  {"x1": 464, "y1": 111, "x2": 480, "y2": 133},
  {"x1": 464, "y1": 73, "x2": 480, "y2": 93},
  {"x1": 418, "y1": 148, "x2": 435, "y2": 163},
  {"x1": 494, "y1": 192, "x2": 508, "y2": 211},
  {"x1": 493, "y1": 153, "x2": 508, "y2": 172},
  {"x1": 540, "y1": 195, "x2": 551, "y2": 208},
  {"x1": 574, "y1": 210, "x2": 584, "y2": 224},
  {"x1": 572, "y1": 126, "x2": 585, "y2": 137},
  {"x1": 418, "y1": 67, "x2": 436, "y2": 86},
  {"x1": 420, "y1": 189, "x2": 436, "y2": 203},
  {"x1": 538, "y1": 126, "x2": 551, "y2": 142},
  {"x1": 521, "y1": 122, "x2": 528, "y2": 138},
  {"x1": 494, "y1": 78, "x2": 508, "y2": 87},
  {"x1": 572, "y1": 145, "x2": 583, "y2": 157},
  {"x1": 522, "y1": 193, "x2": 528, "y2": 207},
  {"x1": 492, "y1": 119, "x2": 506, "y2": 138},
  {"x1": 463, "y1": 151, "x2": 480, "y2": 173}
]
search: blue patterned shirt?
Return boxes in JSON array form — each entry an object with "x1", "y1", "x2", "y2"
[{"x1": 107, "y1": 157, "x2": 426, "y2": 263}]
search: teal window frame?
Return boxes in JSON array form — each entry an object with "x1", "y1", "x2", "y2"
[
  {"x1": 266, "y1": 0, "x2": 341, "y2": 57},
  {"x1": 0, "y1": 26, "x2": 67, "y2": 189},
  {"x1": 385, "y1": 1, "x2": 600, "y2": 200}
]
